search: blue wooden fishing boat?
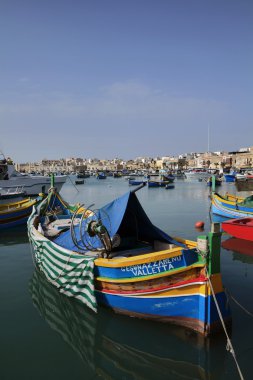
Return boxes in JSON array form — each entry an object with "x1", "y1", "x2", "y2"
[
  {"x1": 96, "y1": 172, "x2": 107, "y2": 179},
  {"x1": 211, "y1": 192, "x2": 253, "y2": 218},
  {"x1": 28, "y1": 179, "x2": 231, "y2": 336},
  {"x1": 128, "y1": 179, "x2": 147, "y2": 186},
  {"x1": 0, "y1": 196, "x2": 41, "y2": 229},
  {"x1": 223, "y1": 173, "x2": 236, "y2": 182},
  {"x1": 148, "y1": 174, "x2": 175, "y2": 188},
  {"x1": 165, "y1": 184, "x2": 175, "y2": 189}
]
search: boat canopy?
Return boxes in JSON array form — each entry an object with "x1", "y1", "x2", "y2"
[{"x1": 54, "y1": 190, "x2": 184, "y2": 252}]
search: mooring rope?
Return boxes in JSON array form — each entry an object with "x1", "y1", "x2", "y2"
[
  {"x1": 226, "y1": 288, "x2": 253, "y2": 318},
  {"x1": 206, "y1": 268, "x2": 244, "y2": 380}
]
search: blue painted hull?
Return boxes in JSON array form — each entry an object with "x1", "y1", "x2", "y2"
[
  {"x1": 0, "y1": 205, "x2": 33, "y2": 229},
  {"x1": 129, "y1": 180, "x2": 147, "y2": 186},
  {"x1": 224, "y1": 174, "x2": 236, "y2": 182},
  {"x1": 212, "y1": 195, "x2": 253, "y2": 218},
  {"x1": 96, "y1": 290, "x2": 230, "y2": 332}
]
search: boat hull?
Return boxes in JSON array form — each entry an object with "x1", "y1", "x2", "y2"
[
  {"x1": 0, "y1": 198, "x2": 39, "y2": 229},
  {"x1": 224, "y1": 174, "x2": 236, "y2": 182},
  {"x1": 222, "y1": 218, "x2": 253, "y2": 241},
  {"x1": 0, "y1": 176, "x2": 67, "y2": 195},
  {"x1": 95, "y1": 281, "x2": 230, "y2": 335},
  {"x1": 211, "y1": 193, "x2": 253, "y2": 218}
]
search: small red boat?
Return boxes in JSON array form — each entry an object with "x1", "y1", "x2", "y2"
[{"x1": 222, "y1": 218, "x2": 253, "y2": 241}]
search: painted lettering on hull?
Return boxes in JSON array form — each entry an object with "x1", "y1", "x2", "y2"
[{"x1": 121, "y1": 256, "x2": 183, "y2": 277}]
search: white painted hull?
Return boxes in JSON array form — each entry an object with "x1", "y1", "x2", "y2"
[
  {"x1": 184, "y1": 172, "x2": 211, "y2": 180},
  {"x1": 0, "y1": 175, "x2": 67, "y2": 195}
]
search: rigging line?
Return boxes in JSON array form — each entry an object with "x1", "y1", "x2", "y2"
[
  {"x1": 206, "y1": 268, "x2": 244, "y2": 380},
  {"x1": 67, "y1": 175, "x2": 79, "y2": 192},
  {"x1": 226, "y1": 289, "x2": 253, "y2": 318}
]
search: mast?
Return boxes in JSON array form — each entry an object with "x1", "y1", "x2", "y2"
[{"x1": 207, "y1": 124, "x2": 210, "y2": 153}]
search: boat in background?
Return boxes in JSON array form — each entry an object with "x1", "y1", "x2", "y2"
[
  {"x1": 211, "y1": 192, "x2": 253, "y2": 218},
  {"x1": 96, "y1": 172, "x2": 107, "y2": 179},
  {"x1": 148, "y1": 174, "x2": 174, "y2": 187},
  {"x1": 165, "y1": 184, "x2": 175, "y2": 189},
  {"x1": 222, "y1": 218, "x2": 253, "y2": 241},
  {"x1": 184, "y1": 169, "x2": 211, "y2": 181},
  {"x1": 0, "y1": 186, "x2": 26, "y2": 204},
  {"x1": 128, "y1": 179, "x2": 147, "y2": 186},
  {"x1": 28, "y1": 178, "x2": 231, "y2": 336},
  {"x1": 75, "y1": 179, "x2": 84, "y2": 185},
  {"x1": 223, "y1": 173, "x2": 236, "y2": 182},
  {"x1": 0, "y1": 195, "x2": 42, "y2": 229},
  {"x1": 0, "y1": 154, "x2": 67, "y2": 195}
]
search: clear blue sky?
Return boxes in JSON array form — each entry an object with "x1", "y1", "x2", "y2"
[{"x1": 0, "y1": 0, "x2": 252, "y2": 162}]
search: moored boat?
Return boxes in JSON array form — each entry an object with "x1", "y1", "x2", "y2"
[
  {"x1": 96, "y1": 172, "x2": 107, "y2": 179},
  {"x1": 211, "y1": 192, "x2": 253, "y2": 218},
  {"x1": 0, "y1": 154, "x2": 67, "y2": 195},
  {"x1": 75, "y1": 179, "x2": 85, "y2": 185},
  {"x1": 28, "y1": 181, "x2": 231, "y2": 336},
  {"x1": 222, "y1": 218, "x2": 253, "y2": 241},
  {"x1": 184, "y1": 169, "x2": 211, "y2": 181},
  {"x1": 0, "y1": 186, "x2": 26, "y2": 204},
  {"x1": 223, "y1": 173, "x2": 236, "y2": 183},
  {"x1": 0, "y1": 196, "x2": 42, "y2": 229},
  {"x1": 128, "y1": 179, "x2": 147, "y2": 186}
]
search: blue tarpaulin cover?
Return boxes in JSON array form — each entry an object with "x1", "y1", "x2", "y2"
[{"x1": 54, "y1": 191, "x2": 184, "y2": 252}]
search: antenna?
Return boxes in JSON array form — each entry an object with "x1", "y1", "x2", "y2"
[{"x1": 207, "y1": 124, "x2": 210, "y2": 153}]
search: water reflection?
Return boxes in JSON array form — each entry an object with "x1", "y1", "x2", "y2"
[
  {"x1": 0, "y1": 225, "x2": 28, "y2": 246},
  {"x1": 222, "y1": 238, "x2": 253, "y2": 263},
  {"x1": 30, "y1": 270, "x2": 227, "y2": 380}
]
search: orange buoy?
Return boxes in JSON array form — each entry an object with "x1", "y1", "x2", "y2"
[{"x1": 195, "y1": 221, "x2": 205, "y2": 229}]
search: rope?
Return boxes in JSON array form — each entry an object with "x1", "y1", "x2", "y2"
[
  {"x1": 226, "y1": 289, "x2": 253, "y2": 318},
  {"x1": 206, "y1": 268, "x2": 245, "y2": 380}
]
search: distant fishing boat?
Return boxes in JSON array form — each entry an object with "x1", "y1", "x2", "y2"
[
  {"x1": 128, "y1": 179, "x2": 147, "y2": 186},
  {"x1": 211, "y1": 192, "x2": 253, "y2": 218},
  {"x1": 28, "y1": 178, "x2": 231, "y2": 336},
  {"x1": 96, "y1": 172, "x2": 107, "y2": 179},
  {"x1": 75, "y1": 179, "x2": 84, "y2": 185},
  {"x1": 184, "y1": 169, "x2": 211, "y2": 181},
  {"x1": 223, "y1": 172, "x2": 236, "y2": 182}
]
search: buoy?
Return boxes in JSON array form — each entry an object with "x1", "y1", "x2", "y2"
[{"x1": 195, "y1": 221, "x2": 205, "y2": 229}]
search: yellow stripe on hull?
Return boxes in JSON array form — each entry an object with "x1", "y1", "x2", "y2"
[{"x1": 95, "y1": 245, "x2": 194, "y2": 268}]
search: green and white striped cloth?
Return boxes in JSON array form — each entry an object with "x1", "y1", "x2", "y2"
[{"x1": 28, "y1": 214, "x2": 97, "y2": 313}]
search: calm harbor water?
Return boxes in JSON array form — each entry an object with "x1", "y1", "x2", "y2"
[{"x1": 1, "y1": 177, "x2": 253, "y2": 380}]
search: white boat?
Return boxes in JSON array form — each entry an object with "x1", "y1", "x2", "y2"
[
  {"x1": 184, "y1": 168, "x2": 212, "y2": 181},
  {"x1": 0, "y1": 156, "x2": 67, "y2": 195},
  {"x1": 0, "y1": 186, "x2": 26, "y2": 204}
]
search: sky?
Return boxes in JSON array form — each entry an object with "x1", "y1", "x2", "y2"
[{"x1": 0, "y1": 0, "x2": 252, "y2": 162}]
